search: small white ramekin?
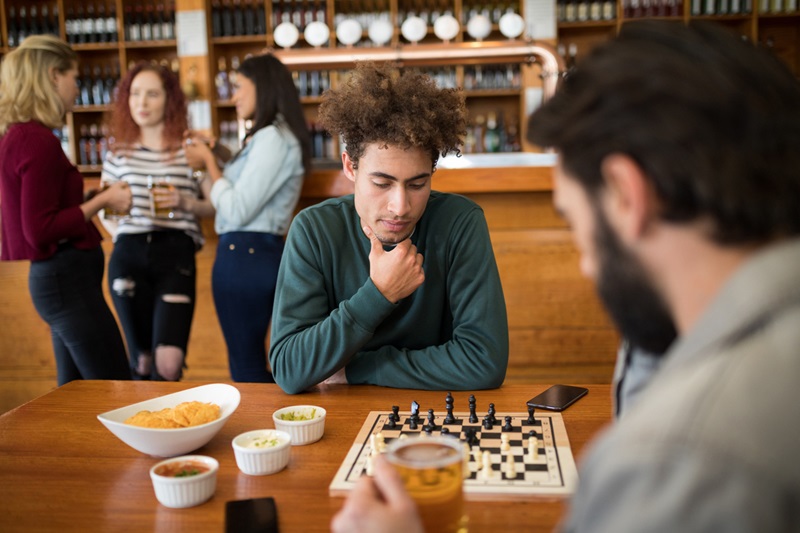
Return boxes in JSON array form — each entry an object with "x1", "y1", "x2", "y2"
[
  {"x1": 149, "y1": 455, "x2": 218, "y2": 508},
  {"x1": 232, "y1": 429, "x2": 292, "y2": 475},
  {"x1": 272, "y1": 405, "x2": 326, "y2": 445}
]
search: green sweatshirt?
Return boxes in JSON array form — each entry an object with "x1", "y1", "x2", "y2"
[{"x1": 269, "y1": 191, "x2": 509, "y2": 394}]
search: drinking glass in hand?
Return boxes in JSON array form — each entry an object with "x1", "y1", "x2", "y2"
[{"x1": 385, "y1": 436, "x2": 467, "y2": 533}]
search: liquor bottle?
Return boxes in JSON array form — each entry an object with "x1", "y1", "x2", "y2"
[
  {"x1": 244, "y1": 0, "x2": 256, "y2": 34},
  {"x1": 92, "y1": 66, "x2": 104, "y2": 105},
  {"x1": 30, "y1": 5, "x2": 41, "y2": 36},
  {"x1": 484, "y1": 112, "x2": 501, "y2": 153},
  {"x1": 222, "y1": 0, "x2": 235, "y2": 36},
  {"x1": 212, "y1": 0, "x2": 223, "y2": 37},
  {"x1": 17, "y1": 6, "x2": 29, "y2": 45},
  {"x1": 229, "y1": 56, "x2": 241, "y2": 93},
  {"x1": 104, "y1": 66, "x2": 116, "y2": 105},
  {"x1": 473, "y1": 115, "x2": 485, "y2": 153},
  {"x1": 142, "y1": 3, "x2": 154, "y2": 41},
  {"x1": 257, "y1": 0, "x2": 268, "y2": 33},
  {"x1": 152, "y1": 4, "x2": 164, "y2": 40},
  {"x1": 8, "y1": 6, "x2": 18, "y2": 48},
  {"x1": 80, "y1": 67, "x2": 93, "y2": 105},
  {"x1": 79, "y1": 125, "x2": 91, "y2": 165},
  {"x1": 163, "y1": 2, "x2": 176, "y2": 40},
  {"x1": 88, "y1": 124, "x2": 100, "y2": 166},
  {"x1": 216, "y1": 57, "x2": 231, "y2": 100},
  {"x1": 129, "y1": 4, "x2": 143, "y2": 41},
  {"x1": 604, "y1": 0, "x2": 617, "y2": 18},
  {"x1": 234, "y1": 0, "x2": 246, "y2": 35}
]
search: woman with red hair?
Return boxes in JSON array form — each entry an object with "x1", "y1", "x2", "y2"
[{"x1": 100, "y1": 62, "x2": 214, "y2": 381}]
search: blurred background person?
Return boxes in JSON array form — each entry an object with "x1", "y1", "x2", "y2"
[
  {"x1": 185, "y1": 53, "x2": 311, "y2": 383},
  {"x1": 0, "y1": 35, "x2": 131, "y2": 385},
  {"x1": 100, "y1": 62, "x2": 214, "y2": 381}
]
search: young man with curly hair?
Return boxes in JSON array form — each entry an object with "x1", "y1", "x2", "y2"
[{"x1": 268, "y1": 64, "x2": 509, "y2": 394}]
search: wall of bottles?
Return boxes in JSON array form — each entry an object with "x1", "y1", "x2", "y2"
[
  {"x1": 5, "y1": 2, "x2": 60, "y2": 48},
  {"x1": 122, "y1": 1, "x2": 176, "y2": 42},
  {"x1": 211, "y1": 0, "x2": 268, "y2": 37}
]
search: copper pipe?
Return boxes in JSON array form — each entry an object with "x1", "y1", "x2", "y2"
[{"x1": 273, "y1": 40, "x2": 565, "y2": 102}]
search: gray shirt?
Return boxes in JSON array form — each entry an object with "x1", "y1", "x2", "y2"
[{"x1": 562, "y1": 238, "x2": 800, "y2": 533}]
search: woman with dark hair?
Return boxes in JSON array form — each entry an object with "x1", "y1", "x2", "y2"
[
  {"x1": 0, "y1": 35, "x2": 131, "y2": 385},
  {"x1": 185, "y1": 53, "x2": 311, "y2": 383},
  {"x1": 100, "y1": 62, "x2": 215, "y2": 380}
]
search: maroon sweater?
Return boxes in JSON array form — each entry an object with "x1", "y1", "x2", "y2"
[{"x1": 0, "y1": 121, "x2": 101, "y2": 261}]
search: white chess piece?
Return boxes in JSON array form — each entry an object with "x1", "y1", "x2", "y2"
[
  {"x1": 528, "y1": 435, "x2": 539, "y2": 461},
  {"x1": 472, "y1": 446, "x2": 482, "y2": 468},
  {"x1": 505, "y1": 453, "x2": 516, "y2": 477},
  {"x1": 481, "y1": 450, "x2": 493, "y2": 480},
  {"x1": 501, "y1": 433, "x2": 511, "y2": 452}
]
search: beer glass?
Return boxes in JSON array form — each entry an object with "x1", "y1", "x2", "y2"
[
  {"x1": 385, "y1": 436, "x2": 467, "y2": 533},
  {"x1": 148, "y1": 176, "x2": 175, "y2": 219}
]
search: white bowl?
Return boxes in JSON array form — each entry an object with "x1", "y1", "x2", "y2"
[
  {"x1": 232, "y1": 429, "x2": 292, "y2": 475},
  {"x1": 150, "y1": 455, "x2": 218, "y2": 508},
  {"x1": 97, "y1": 384, "x2": 241, "y2": 457},
  {"x1": 272, "y1": 405, "x2": 326, "y2": 445}
]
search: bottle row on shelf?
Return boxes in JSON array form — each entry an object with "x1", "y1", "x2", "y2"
[
  {"x1": 75, "y1": 63, "x2": 121, "y2": 107},
  {"x1": 123, "y1": 1, "x2": 177, "y2": 42},
  {"x1": 78, "y1": 123, "x2": 111, "y2": 167},
  {"x1": 5, "y1": 3, "x2": 60, "y2": 48},
  {"x1": 758, "y1": 0, "x2": 798, "y2": 12},
  {"x1": 211, "y1": 0, "x2": 269, "y2": 37},
  {"x1": 557, "y1": 0, "x2": 617, "y2": 22},
  {"x1": 64, "y1": 2, "x2": 119, "y2": 44},
  {"x1": 463, "y1": 111, "x2": 521, "y2": 154}
]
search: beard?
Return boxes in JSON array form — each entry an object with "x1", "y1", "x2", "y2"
[{"x1": 593, "y1": 209, "x2": 678, "y2": 355}]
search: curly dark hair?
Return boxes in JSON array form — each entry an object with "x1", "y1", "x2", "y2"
[
  {"x1": 317, "y1": 63, "x2": 466, "y2": 170},
  {"x1": 107, "y1": 62, "x2": 188, "y2": 151}
]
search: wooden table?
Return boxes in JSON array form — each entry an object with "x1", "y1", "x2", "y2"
[{"x1": 0, "y1": 381, "x2": 612, "y2": 532}]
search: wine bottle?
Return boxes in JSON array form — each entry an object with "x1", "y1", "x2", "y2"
[
  {"x1": 234, "y1": 0, "x2": 246, "y2": 35},
  {"x1": 8, "y1": 6, "x2": 18, "y2": 48},
  {"x1": 222, "y1": 0, "x2": 235, "y2": 36}
]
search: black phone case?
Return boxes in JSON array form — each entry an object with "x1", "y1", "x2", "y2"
[
  {"x1": 526, "y1": 385, "x2": 588, "y2": 411},
  {"x1": 225, "y1": 497, "x2": 279, "y2": 533}
]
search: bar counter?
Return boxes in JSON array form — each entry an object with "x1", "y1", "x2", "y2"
[{"x1": 0, "y1": 381, "x2": 612, "y2": 533}]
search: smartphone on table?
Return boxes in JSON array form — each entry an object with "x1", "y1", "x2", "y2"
[
  {"x1": 527, "y1": 384, "x2": 588, "y2": 412},
  {"x1": 225, "y1": 497, "x2": 279, "y2": 533}
]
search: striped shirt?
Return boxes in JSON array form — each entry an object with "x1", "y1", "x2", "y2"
[{"x1": 101, "y1": 145, "x2": 204, "y2": 248}]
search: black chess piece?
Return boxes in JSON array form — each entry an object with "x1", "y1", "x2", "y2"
[
  {"x1": 503, "y1": 416, "x2": 513, "y2": 432},
  {"x1": 427, "y1": 409, "x2": 436, "y2": 430},
  {"x1": 464, "y1": 427, "x2": 477, "y2": 446},
  {"x1": 526, "y1": 405, "x2": 535, "y2": 424},
  {"x1": 411, "y1": 400, "x2": 420, "y2": 419},
  {"x1": 409, "y1": 417, "x2": 418, "y2": 430},
  {"x1": 488, "y1": 403, "x2": 497, "y2": 424},
  {"x1": 444, "y1": 392, "x2": 456, "y2": 424},
  {"x1": 483, "y1": 415, "x2": 493, "y2": 430},
  {"x1": 469, "y1": 394, "x2": 478, "y2": 423},
  {"x1": 391, "y1": 405, "x2": 400, "y2": 422},
  {"x1": 440, "y1": 427, "x2": 450, "y2": 436},
  {"x1": 423, "y1": 425, "x2": 433, "y2": 435}
]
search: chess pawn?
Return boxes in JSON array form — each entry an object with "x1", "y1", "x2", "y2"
[
  {"x1": 481, "y1": 450, "x2": 493, "y2": 479},
  {"x1": 505, "y1": 453, "x2": 516, "y2": 477},
  {"x1": 472, "y1": 446, "x2": 483, "y2": 468}
]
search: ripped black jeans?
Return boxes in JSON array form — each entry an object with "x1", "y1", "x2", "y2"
[{"x1": 108, "y1": 231, "x2": 196, "y2": 380}]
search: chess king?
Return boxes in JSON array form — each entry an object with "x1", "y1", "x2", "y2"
[
  {"x1": 268, "y1": 63, "x2": 509, "y2": 394},
  {"x1": 332, "y1": 21, "x2": 800, "y2": 533}
]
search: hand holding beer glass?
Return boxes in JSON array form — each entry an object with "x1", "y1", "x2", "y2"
[
  {"x1": 101, "y1": 181, "x2": 132, "y2": 220},
  {"x1": 385, "y1": 436, "x2": 467, "y2": 533},
  {"x1": 147, "y1": 176, "x2": 178, "y2": 219}
]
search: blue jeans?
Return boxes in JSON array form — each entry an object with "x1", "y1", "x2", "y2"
[
  {"x1": 108, "y1": 231, "x2": 196, "y2": 380},
  {"x1": 28, "y1": 245, "x2": 130, "y2": 385},
  {"x1": 212, "y1": 232, "x2": 283, "y2": 382}
]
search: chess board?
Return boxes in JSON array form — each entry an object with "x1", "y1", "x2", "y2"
[{"x1": 329, "y1": 409, "x2": 579, "y2": 500}]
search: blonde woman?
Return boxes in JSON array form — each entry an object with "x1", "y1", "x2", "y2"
[{"x1": 0, "y1": 35, "x2": 131, "y2": 385}]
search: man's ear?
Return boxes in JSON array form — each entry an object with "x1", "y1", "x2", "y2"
[
  {"x1": 342, "y1": 151, "x2": 356, "y2": 183},
  {"x1": 600, "y1": 154, "x2": 654, "y2": 243}
]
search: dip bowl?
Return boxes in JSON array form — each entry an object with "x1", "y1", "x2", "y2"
[
  {"x1": 232, "y1": 429, "x2": 292, "y2": 475},
  {"x1": 97, "y1": 383, "x2": 241, "y2": 457},
  {"x1": 272, "y1": 405, "x2": 326, "y2": 445},
  {"x1": 150, "y1": 455, "x2": 218, "y2": 508}
]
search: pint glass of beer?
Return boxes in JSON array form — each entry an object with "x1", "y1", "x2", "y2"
[
  {"x1": 385, "y1": 436, "x2": 466, "y2": 533},
  {"x1": 148, "y1": 176, "x2": 176, "y2": 219}
]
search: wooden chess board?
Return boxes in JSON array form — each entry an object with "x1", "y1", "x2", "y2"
[{"x1": 329, "y1": 410, "x2": 579, "y2": 500}]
